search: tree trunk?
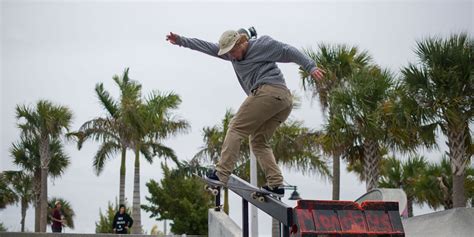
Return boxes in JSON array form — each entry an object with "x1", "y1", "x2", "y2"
[
  {"x1": 363, "y1": 139, "x2": 380, "y2": 192},
  {"x1": 446, "y1": 123, "x2": 468, "y2": 208},
  {"x1": 21, "y1": 197, "x2": 28, "y2": 232},
  {"x1": 332, "y1": 155, "x2": 340, "y2": 200},
  {"x1": 438, "y1": 176, "x2": 453, "y2": 209},
  {"x1": 39, "y1": 167, "x2": 48, "y2": 232},
  {"x1": 407, "y1": 196, "x2": 414, "y2": 217},
  {"x1": 119, "y1": 148, "x2": 127, "y2": 205},
  {"x1": 34, "y1": 169, "x2": 41, "y2": 232},
  {"x1": 271, "y1": 218, "x2": 280, "y2": 237},
  {"x1": 131, "y1": 148, "x2": 142, "y2": 234},
  {"x1": 35, "y1": 200, "x2": 40, "y2": 232},
  {"x1": 39, "y1": 137, "x2": 50, "y2": 232},
  {"x1": 453, "y1": 173, "x2": 466, "y2": 208},
  {"x1": 224, "y1": 188, "x2": 229, "y2": 215}
]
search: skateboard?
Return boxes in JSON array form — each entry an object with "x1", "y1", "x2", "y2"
[{"x1": 194, "y1": 174, "x2": 282, "y2": 203}]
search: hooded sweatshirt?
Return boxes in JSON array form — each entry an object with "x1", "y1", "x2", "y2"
[
  {"x1": 176, "y1": 35, "x2": 317, "y2": 95},
  {"x1": 112, "y1": 211, "x2": 133, "y2": 234}
]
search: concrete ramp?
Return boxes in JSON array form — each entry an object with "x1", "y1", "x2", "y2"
[
  {"x1": 208, "y1": 209, "x2": 241, "y2": 237},
  {"x1": 402, "y1": 208, "x2": 474, "y2": 237},
  {"x1": 355, "y1": 188, "x2": 408, "y2": 217}
]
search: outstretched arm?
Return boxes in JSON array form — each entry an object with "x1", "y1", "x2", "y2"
[
  {"x1": 166, "y1": 32, "x2": 231, "y2": 60},
  {"x1": 259, "y1": 36, "x2": 325, "y2": 80}
]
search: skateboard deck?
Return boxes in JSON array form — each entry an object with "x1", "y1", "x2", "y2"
[{"x1": 194, "y1": 173, "x2": 283, "y2": 202}]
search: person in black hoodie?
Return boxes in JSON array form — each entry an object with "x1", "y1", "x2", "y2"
[{"x1": 112, "y1": 204, "x2": 133, "y2": 234}]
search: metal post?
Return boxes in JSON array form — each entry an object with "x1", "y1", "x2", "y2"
[
  {"x1": 249, "y1": 138, "x2": 258, "y2": 237},
  {"x1": 164, "y1": 219, "x2": 167, "y2": 235},
  {"x1": 283, "y1": 225, "x2": 290, "y2": 237},
  {"x1": 243, "y1": 199, "x2": 249, "y2": 237},
  {"x1": 227, "y1": 174, "x2": 293, "y2": 225}
]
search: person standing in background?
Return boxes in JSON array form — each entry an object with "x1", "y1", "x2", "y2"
[
  {"x1": 50, "y1": 201, "x2": 65, "y2": 233},
  {"x1": 112, "y1": 204, "x2": 133, "y2": 234}
]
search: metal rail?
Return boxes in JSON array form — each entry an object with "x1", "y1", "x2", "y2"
[{"x1": 226, "y1": 174, "x2": 293, "y2": 237}]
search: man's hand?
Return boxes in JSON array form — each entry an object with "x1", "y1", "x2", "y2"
[
  {"x1": 166, "y1": 32, "x2": 179, "y2": 45},
  {"x1": 311, "y1": 68, "x2": 325, "y2": 81}
]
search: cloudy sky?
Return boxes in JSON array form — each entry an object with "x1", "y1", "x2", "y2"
[{"x1": 1, "y1": 0, "x2": 472, "y2": 236}]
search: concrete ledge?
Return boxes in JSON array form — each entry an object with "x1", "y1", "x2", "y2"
[
  {"x1": 208, "y1": 209, "x2": 241, "y2": 237},
  {"x1": 402, "y1": 207, "x2": 474, "y2": 237},
  {"x1": 0, "y1": 233, "x2": 202, "y2": 237}
]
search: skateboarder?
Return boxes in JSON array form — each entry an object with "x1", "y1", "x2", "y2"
[{"x1": 166, "y1": 29, "x2": 324, "y2": 195}]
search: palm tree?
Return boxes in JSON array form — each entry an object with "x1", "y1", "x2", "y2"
[
  {"x1": 0, "y1": 173, "x2": 17, "y2": 209},
  {"x1": 15, "y1": 100, "x2": 72, "y2": 232},
  {"x1": 10, "y1": 137, "x2": 70, "y2": 232},
  {"x1": 70, "y1": 68, "x2": 138, "y2": 206},
  {"x1": 271, "y1": 120, "x2": 330, "y2": 177},
  {"x1": 127, "y1": 91, "x2": 189, "y2": 234},
  {"x1": 2, "y1": 171, "x2": 34, "y2": 232},
  {"x1": 300, "y1": 44, "x2": 371, "y2": 200},
  {"x1": 47, "y1": 197, "x2": 75, "y2": 229},
  {"x1": 401, "y1": 33, "x2": 473, "y2": 207},
  {"x1": 327, "y1": 66, "x2": 395, "y2": 191},
  {"x1": 417, "y1": 156, "x2": 474, "y2": 210},
  {"x1": 378, "y1": 156, "x2": 427, "y2": 217}
]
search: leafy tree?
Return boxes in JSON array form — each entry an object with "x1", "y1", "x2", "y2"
[
  {"x1": 326, "y1": 66, "x2": 395, "y2": 191},
  {"x1": 417, "y1": 156, "x2": 474, "y2": 210},
  {"x1": 0, "y1": 222, "x2": 7, "y2": 232},
  {"x1": 16, "y1": 100, "x2": 73, "y2": 232},
  {"x1": 70, "y1": 68, "x2": 138, "y2": 206},
  {"x1": 127, "y1": 90, "x2": 189, "y2": 234},
  {"x1": 10, "y1": 136, "x2": 70, "y2": 231},
  {"x1": 142, "y1": 164, "x2": 213, "y2": 235},
  {"x1": 401, "y1": 33, "x2": 473, "y2": 207},
  {"x1": 378, "y1": 156, "x2": 428, "y2": 217},
  {"x1": 300, "y1": 44, "x2": 371, "y2": 200},
  {"x1": 71, "y1": 68, "x2": 189, "y2": 233},
  {"x1": 0, "y1": 173, "x2": 17, "y2": 209},
  {"x1": 2, "y1": 171, "x2": 34, "y2": 232}
]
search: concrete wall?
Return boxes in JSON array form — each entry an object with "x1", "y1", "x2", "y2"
[
  {"x1": 402, "y1": 207, "x2": 474, "y2": 237},
  {"x1": 208, "y1": 209, "x2": 241, "y2": 237},
  {"x1": 0, "y1": 233, "x2": 202, "y2": 237}
]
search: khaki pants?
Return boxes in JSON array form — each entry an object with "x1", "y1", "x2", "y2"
[{"x1": 216, "y1": 84, "x2": 292, "y2": 188}]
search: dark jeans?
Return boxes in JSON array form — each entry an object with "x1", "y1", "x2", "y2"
[{"x1": 52, "y1": 226, "x2": 62, "y2": 233}]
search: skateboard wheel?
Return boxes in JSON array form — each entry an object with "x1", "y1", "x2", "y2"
[
  {"x1": 251, "y1": 192, "x2": 258, "y2": 200},
  {"x1": 204, "y1": 185, "x2": 210, "y2": 191},
  {"x1": 211, "y1": 189, "x2": 219, "y2": 196},
  {"x1": 258, "y1": 196, "x2": 265, "y2": 203}
]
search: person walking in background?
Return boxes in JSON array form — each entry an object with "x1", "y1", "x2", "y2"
[
  {"x1": 50, "y1": 200, "x2": 65, "y2": 233},
  {"x1": 166, "y1": 28, "x2": 324, "y2": 196},
  {"x1": 112, "y1": 204, "x2": 133, "y2": 234}
]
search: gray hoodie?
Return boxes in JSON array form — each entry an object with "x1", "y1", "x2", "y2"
[{"x1": 177, "y1": 35, "x2": 317, "y2": 95}]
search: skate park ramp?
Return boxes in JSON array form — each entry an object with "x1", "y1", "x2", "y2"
[
  {"x1": 402, "y1": 207, "x2": 474, "y2": 237},
  {"x1": 355, "y1": 188, "x2": 408, "y2": 217}
]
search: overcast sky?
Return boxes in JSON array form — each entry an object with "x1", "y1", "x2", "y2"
[{"x1": 1, "y1": 0, "x2": 472, "y2": 236}]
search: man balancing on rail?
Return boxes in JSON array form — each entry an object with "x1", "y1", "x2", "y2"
[{"x1": 166, "y1": 28, "x2": 324, "y2": 196}]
